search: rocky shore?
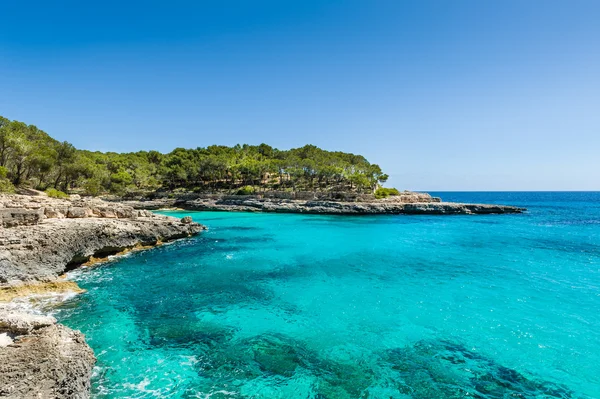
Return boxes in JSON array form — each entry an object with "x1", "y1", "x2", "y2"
[
  {"x1": 0, "y1": 307, "x2": 95, "y2": 399},
  {"x1": 0, "y1": 194, "x2": 205, "y2": 398},
  {"x1": 116, "y1": 192, "x2": 525, "y2": 215}
]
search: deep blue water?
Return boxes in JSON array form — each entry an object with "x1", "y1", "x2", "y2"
[{"x1": 56, "y1": 192, "x2": 600, "y2": 398}]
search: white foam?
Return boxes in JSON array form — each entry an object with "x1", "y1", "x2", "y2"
[{"x1": 3, "y1": 291, "x2": 80, "y2": 315}]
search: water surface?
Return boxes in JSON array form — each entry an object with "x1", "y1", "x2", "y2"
[{"x1": 57, "y1": 192, "x2": 600, "y2": 398}]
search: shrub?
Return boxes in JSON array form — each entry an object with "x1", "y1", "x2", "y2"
[
  {"x1": 45, "y1": 188, "x2": 69, "y2": 199},
  {"x1": 374, "y1": 187, "x2": 400, "y2": 199},
  {"x1": 236, "y1": 185, "x2": 255, "y2": 195},
  {"x1": 83, "y1": 178, "x2": 102, "y2": 196},
  {"x1": 0, "y1": 178, "x2": 15, "y2": 193}
]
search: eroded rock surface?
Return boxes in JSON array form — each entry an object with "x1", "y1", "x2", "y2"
[
  {"x1": 0, "y1": 308, "x2": 95, "y2": 399},
  {"x1": 0, "y1": 193, "x2": 206, "y2": 398},
  {"x1": 0, "y1": 194, "x2": 205, "y2": 285},
  {"x1": 115, "y1": 192, "x2": 524, "y2": 215},
  {"x1": 171, "y1": 197, "x2": 523, "y2": 215}
]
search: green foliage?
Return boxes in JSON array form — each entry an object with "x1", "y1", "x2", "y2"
[
  {"x1": 0, "y1": 115, "x2": 392, "y2": 196},
  {"x1": 375, "y1": 187, "x2": 401, "y2": 199},
  {"x1": 45, "y1": 188, "x2": 69, "y2": 198},
  {"x1": 236, "y1": 185, "x2": 255, "y2": 195},
  {"x1": 83, "y1": 178, "x2": 102, "y2": 196},
  {"x1": 0, "y1": 165, "x2": 15, "y2": 193}
]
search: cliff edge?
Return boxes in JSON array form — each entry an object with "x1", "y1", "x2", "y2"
[{"x1": 0, "y1": 194, "x2": 205, "y2": 399}]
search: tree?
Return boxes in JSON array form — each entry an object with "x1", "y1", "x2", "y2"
[{"x1": 0, "y1": 115, "x2": 392, "y2": 196}]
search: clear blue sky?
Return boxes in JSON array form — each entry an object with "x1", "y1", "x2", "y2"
[{"x1": 1, "y1": 1, "x2": 598, "y2": 190}]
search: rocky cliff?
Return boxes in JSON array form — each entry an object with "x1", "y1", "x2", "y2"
[{"x1": 0, "y1": 194, "x2": 205, "y2": 398}]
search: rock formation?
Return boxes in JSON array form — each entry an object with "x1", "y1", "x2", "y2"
[
  {"x1": 115, "y1": 192, "x2": 524, "y2": 215},
  {"x1": 0, "y1": 194, "x2": 205, "y2": 286},
  {"x1": 0, "y1": 193, "x2": 206, "y2": 398},
  {"x1": 0, "y1": 308, "x2": 95, "y2": 399}
]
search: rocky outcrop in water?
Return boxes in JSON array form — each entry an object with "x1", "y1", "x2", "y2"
[
  {"x1": 0, "y1": 194, "x2": 205, "y2": 285},
  {"x1": 119, "y1": 196, "x2": 524, "y2": 215},
  {"x1": 180, "y1": 197, "x2": 523, "y2": 215},
  {"x1": 0, "y1": 193, "x2": 206, "y2": 398},
  {"x1": 114, "y1": 191, "x2": 524, "y2": 215}
]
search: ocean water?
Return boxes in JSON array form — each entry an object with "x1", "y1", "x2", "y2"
[{"x1": 55, "y1": 192, "x2": 600, "y2": 399}]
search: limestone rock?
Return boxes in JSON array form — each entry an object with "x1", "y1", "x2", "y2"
[
  {"x1": 172, "y1": 197, "x2": 524, "y2": 215},
  {"x1": 0, "y1": 319, "x2": 95, "y2": 398},
  {"x1": 0, "y1": 193, "x2": 207, "y2": 398},
  {"x1": 0, "y1": 333, "x2": 12, "y2": 347},
  {"x1": 0, "y1": 209, "x2": 43, "y2": 228},
  {"x1": 0, "y1": 194, "x2": 206, "y2": 285},
  {"x1": 117, "y1": 192, "x2": 524, "y2": 215},
  {"x1": 0, "y1": 310, "x2": 57, "y2": 334},
  {"x1": 44, "y1": 208, "x2": 65, "y2": 219},
  {"x1": 67, "y1": 207, "x2": 88, "y2": 218}
]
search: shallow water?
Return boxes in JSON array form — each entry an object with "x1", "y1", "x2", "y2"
[{"x1": 56, "y1": 192, "x2": 600, "y2": 398}]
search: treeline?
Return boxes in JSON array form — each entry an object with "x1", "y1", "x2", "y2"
[{"x1": 0, "y1": 116, "x2": 389, "y2": 196}]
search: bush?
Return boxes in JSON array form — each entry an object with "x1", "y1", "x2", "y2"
[
  {"x1": 45, "y1": 188, "x2": 69, "y2": 199},
  {"x1": 83, "y1": 178, "x2": 102, "y2": 196},
  {"x1": 236, "y1": 185, "x2": 255, "y2": 195},
  {"x1": 0, "y1": 178, "x2": 15, "y2": 193},
  {"x1": 374, "y1": 187, "x2": 400, "y2": 199}
]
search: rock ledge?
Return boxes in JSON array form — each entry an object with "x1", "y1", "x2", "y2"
[{"x1": 0, "y1": 194, "x2": 206, "y2": 398}]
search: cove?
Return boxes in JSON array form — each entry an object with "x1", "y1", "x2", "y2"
[{"x1": 56, "y1": 192, "x2": 600, "y2": 398}]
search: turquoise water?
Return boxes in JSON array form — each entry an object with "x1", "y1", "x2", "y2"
[{"x1": 56, "y1": 192, "x2": 600, "y2": 398}]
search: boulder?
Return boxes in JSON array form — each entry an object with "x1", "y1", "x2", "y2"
[
  {"x1": 44, "y1": 208, "x2": 65, "y2": 219},
  {"x1": 0, "y1": 310, "x2": 56, "y2": 335},
  {"x1": 0, "y1": 209, "x2": 43, "y2": 228},
  {"x1": 115, "y1": 207, "x2": 136, "y2": 219},
  {"x1": 0, "y1": 320, "x2": 95, "y2": 398},
  {"x1": 67, "y1": 207, "x2": 88, "y2": 218}
]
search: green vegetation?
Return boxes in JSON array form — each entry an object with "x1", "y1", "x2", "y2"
[
  {"x1": 236, "y1": 185, "x2": 255, "y2": 195},
  {"x1": 45, "y1": 188, "x2": 69, "y2": 199},
  {"x1": 0, "y1": 116, "x2": 391, "y2": 196},
  {"x1": 374, "y1": 187, "x2": 400, "y2": 199},
  {"x1": 0, "y1": 166, "x2": 15, "y2": 193}
]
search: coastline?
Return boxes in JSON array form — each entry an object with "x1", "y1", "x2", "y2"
[
  {"x1": 115, "y1": 191, "x2": 525, "y2": 215},
  {"x1": 0, "y1": 194, "x2": 205, "y2": 399},
  {"x1": 0, "y1": 190, "x2": 522, "y2": 398}
]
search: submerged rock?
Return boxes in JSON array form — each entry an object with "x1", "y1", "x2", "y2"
[
  {"x1": 383, "y1": 339, "x2": 576, "y2": 399},
  {"x1": 189, "y1": 333, "x2": 578, "y2": 399}
]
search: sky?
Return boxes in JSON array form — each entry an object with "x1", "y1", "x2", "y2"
[{"x1": 1, "y1": 0, "x2": 599, "y2": 191}]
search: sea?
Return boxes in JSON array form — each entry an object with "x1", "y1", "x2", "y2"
[{"x1": 55, "y1": 192, "x2": 600, "y2": 398}]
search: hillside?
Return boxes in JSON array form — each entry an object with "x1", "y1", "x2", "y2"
[{"x1": 0, "y1": 116, "x2": 389, "y2": 197}]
